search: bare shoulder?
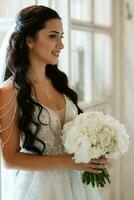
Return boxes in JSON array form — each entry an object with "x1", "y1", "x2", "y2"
[
  {"x1": 0, "y1": 77, "x2": 14, "y2": 90},
  {"x1": 0, "y1": 78, "x2": 20, "y2": 164},
  {"x1": 0, "y1": 77, "x2": 16, "y2": 105}
]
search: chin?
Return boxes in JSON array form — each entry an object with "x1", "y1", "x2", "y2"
[{"x1": 49, "y1": 60, "x2": 58, "y2": 65}]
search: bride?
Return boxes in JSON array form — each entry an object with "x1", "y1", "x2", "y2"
[{"x1": 0, "y1": 5, "x2": 107, "y2": 200}]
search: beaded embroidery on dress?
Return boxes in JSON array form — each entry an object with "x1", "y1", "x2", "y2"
[{"x1": 13, "y1": 95, "x2": 101, "y2": 200}]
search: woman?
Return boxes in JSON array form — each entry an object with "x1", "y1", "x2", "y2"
[{"x1": 0, "y1": 5, "x2": 107, "y2": 200}]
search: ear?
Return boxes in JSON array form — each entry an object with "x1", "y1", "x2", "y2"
[{"x1": 26, "y1": 36, "x2": 34, "y2": 50}]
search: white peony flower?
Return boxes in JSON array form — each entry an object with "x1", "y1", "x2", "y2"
[{"x1": 62, "y1": 111, "x2": 130, "y2": 163}]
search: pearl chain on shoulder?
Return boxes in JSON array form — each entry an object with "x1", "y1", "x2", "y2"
[{"x1": 0, "y1": 89, "x2": 17, "y2": 148}]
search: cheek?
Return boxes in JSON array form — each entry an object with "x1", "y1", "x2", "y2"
[
  {"x1": 37, "y1": 41, "x2": 54, "y2": 54},
  {"x1": 33, "y1": 41, "x2": 57, "y2": 63}
]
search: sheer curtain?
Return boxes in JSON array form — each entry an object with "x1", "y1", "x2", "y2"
[
  {"x1": 0, "y1": 24, "x2": 15, "y2": 82},
  {"x1": 0, "y1": 24, "x2": 17, "y2": 200}
]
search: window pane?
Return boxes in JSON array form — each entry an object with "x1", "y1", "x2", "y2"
[
  {"x1": 37, "y1": 0, "x2": 49, "y2": 6},
  {"x1": 0, "y1": 0, "x2": 36, "y2": 19},
  {"x1": 71, "y1": 30, "x2": 92, "y2": 102},
  {"x1": 94, "y1": 33, "x2": 112, "y2": 100},
  {"x1": 0, "y1": 31, "x2": 6, "y2": 46},
  {"x1": 71, "y1": 0, "x2": 92, "y2": 21},
  {"x1": 94, "y1": 0, "x2": 112, "y2": 26}
]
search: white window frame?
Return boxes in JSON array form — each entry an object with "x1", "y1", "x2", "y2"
[
  {"x1": 53, "y1": 0, "x2": 123, "y2": 118},
  {"x1": 69, "y1": 0, "x2": 118, "y2": 115}
]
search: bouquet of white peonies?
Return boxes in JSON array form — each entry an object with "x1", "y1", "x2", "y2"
[{"x1": 61, "y1": 111, "x2": 129, "y2": 187}]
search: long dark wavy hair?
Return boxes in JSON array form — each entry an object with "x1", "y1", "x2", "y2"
[{"x1": 5, "y1": 5, "x2": 83, "y2": 155}]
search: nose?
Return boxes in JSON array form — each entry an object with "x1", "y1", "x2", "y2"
[{"x1": 57, "y1": 40, "x2": 64, "y2": 50}]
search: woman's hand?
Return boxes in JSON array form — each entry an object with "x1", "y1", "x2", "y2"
[{"x1": 67, "y1": 155, "x2": 108, "y2": 173}]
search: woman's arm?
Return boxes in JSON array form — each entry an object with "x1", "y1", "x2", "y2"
[{"x1": 0, "y1": 83, "x2": 107, "y2": 172}]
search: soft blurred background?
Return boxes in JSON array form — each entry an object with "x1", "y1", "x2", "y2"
[{"x1": 0, "y1": 0, "x2": 133, "y2": 200}]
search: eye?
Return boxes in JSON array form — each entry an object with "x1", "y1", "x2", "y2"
[
  {"x1": 49, "y1": 34, "x2": 64, "y2": 41},
  {"x1": 49, "y1": 34, "x2": 58, "y2": 39},
  {"x1": 49, "y1": 34, "x2": 59, "y2": 40}
]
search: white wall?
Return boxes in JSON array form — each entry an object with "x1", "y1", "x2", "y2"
[{"x1": 123, "y1": 0, "x2": 134, "y2": 199}]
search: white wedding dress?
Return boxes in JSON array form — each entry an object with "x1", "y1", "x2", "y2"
[{"x1": 13, "y1": 94, "x2": 101, "y2": 200}]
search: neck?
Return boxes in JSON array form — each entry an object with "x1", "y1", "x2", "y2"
[
  {"x1": 27, "y1": 64, "x2": 48, "y2": 84},
  {"x1": 27, "y1": 53, "x2": 51, "y2": 84}
]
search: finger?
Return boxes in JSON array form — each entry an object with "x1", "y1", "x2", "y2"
[
  {"x1": 86, "y1": 168, "x2": 102, "y2": 174},
  {"x1": 91, "y1": 158, "x2": 108, "y2": 165},
  {"x1": 88, "y1": 163, "x2": 106, "y2": 169}
]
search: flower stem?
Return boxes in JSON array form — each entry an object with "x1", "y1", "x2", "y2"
[{"x1": 82, "y1": 169, "x2": 111, "y2": 187}]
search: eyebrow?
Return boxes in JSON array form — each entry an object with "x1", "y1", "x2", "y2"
[{"x1": 49, "y1": 31, "x2": 64, "y2": 35}]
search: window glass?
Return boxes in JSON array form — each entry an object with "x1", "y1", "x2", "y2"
[
  {"x1": 94, "y1": 33, "x2": 112, "y2": 99},
  {"x1": 0, "y1": 0, "x2": 36, "y2": 19},
  {"x1": 94, "y1": 0, "x2": 112, "y2": 26},
  {"x1": 71, "y1": 0, "x2": 92, "y2": 21},
  {"x1": 71, "y1": 30, "x2": 92, "y2": 102}
]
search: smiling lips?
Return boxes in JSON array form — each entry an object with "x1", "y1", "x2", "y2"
[{"x1": 52, "y1": 51, "x2": 60, "y2": 57}]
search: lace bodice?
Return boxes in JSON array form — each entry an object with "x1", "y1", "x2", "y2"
[
  {"x1": 20, "y1": 95, "x2": 78, "y2": 155},
  {"x1": 54, "y1": 108, "x2": 65, "y2": 128}
]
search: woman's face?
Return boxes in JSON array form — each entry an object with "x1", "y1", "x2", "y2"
[{"x1": 27, "y1": 18, "x2": 64, "y2": 65}]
